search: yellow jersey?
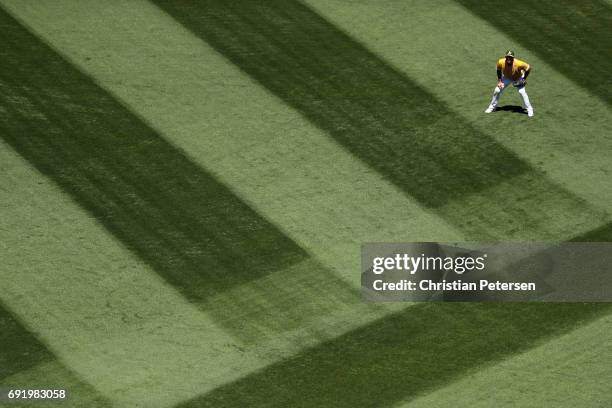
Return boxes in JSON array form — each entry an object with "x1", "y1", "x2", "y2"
[{"x1": 496, "y1": 58, "x2": 531, "y2": 81}]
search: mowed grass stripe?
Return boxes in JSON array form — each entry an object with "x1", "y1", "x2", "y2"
[
  {"x1": 1, "y1": 0, "x2": 464, "y2": 280},
  {"x1": 401, "y1": 312, "x2": 612, "y2": 408},
  {"x1": 574, "y1": 222, "x2": 612, "y2": 241},
  {"x1": 304, "y1": 0, "x2": 611, "y2": 239},
  {"x1": 455, "y1": 0, "x2": 612, "y2": 106},
  {"x1": 0, "y1": 5, "x2": 367, "y2": 343},
  {"x1": 153, "y1": 0, "x2": 607, "y2": 240},
  {"x1": 0, "y1": 302, "x2": 112, "y2": 407},
  {"x1": 1, "y1": 1, "x2": 608, "y2": 406},
  {"x1": 141, "y1": 2, "x2": 611, "y2": 405},
  {"x1": 394, "y1": 225, "x2": 612, "y2": 408},
  {"x1": 0, "y1": 3, "x2": 447, "y2": 403},
  {"x1": 0, "y1": 146, "x2": 263, "y2": 408},
  {"x1": 0, "y1": 38, "x2": 357, "y2": 408},
  {"x1": 153, "y1": 0, "x2": 528, "y2": 209},
  {"x1": 177, "y1": 302, "x2": 611, "y2": 408},
  {"x1": 290, "y1": 4, "x2": 612, "y2": 403},
  {"x1": 0, "y1": 301, "x2": 55, "y2": 380},
  {"x1": 3, "y1": 361, "x2": 114, "y2": 408}
]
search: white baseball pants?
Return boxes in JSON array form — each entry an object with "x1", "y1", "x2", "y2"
[{"x1": 488, "y1": 77, "x2": 532, "y2": 110}]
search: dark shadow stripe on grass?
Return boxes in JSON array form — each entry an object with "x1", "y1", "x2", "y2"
[
  {"x1": 456, "y1": 0, "x2": 612, "y2": 105},
  {"x1": 152, "y1": 0, "x2": 531, "y2": 208},
  {"x1": 176, "y1": 302, "x2": 611, "y2": 408},
  {"x1": 0, "y1": 302, "x2": 112, "y2": 406},
  {"x1": 0, "y1": 302, "x2": 53, "y2": 380},
  {"x1": 571, "y1": 221, "x2": 612, "y2": 242},
  {"x1": 153, "y1": 0, "x2": 606, "y2": 241},
  {"x1": 178, "y1": 220, "x2": 612, "y2": 406},
  {"x1": 0, "y1": 8, "x2": 357, "y2": 341}
]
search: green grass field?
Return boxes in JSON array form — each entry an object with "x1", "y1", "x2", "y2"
[{"x1": 1, "y1": 1, "x2": 611, "y2": 407}]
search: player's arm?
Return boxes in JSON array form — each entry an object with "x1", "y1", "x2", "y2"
[
  {"x1": 496, "y1": 61, "x2": 504, "y2": 88},
  {"x1": 518, "y1": 62, "x2": 531, "y2": 83},
  {"x1": 496, "y1": 69, "x2": 504, "y2": 88},
  {"x1": 522, "y1": 64, "x2": 531, "y2": 79}
]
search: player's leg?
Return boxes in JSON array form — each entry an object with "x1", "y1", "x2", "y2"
[
  {"x1": 484, "y1": 86, "x2": 503, "y2": 112},
  {"x1": 485, "y1": 78, "x2": 510, "y2": 113},
  {"x1": 517, "y1": 86, "x2": 534, "y2": 117}
]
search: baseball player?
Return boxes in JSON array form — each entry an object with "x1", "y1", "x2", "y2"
[{"x1": 485, "y1": 50, "x2": 533, "y2": 117}]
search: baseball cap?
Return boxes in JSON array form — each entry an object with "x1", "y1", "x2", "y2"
[{"x1": 505, "y1": 50, "x2": 516, "y2": 58}]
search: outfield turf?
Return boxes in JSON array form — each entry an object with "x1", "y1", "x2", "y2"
[{"x1": 1, "y1": 1, "x2": 611, "y2": 407}]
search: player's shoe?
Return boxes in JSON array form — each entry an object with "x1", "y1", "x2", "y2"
[
  {"x1": 484, "y1": 106, "x2": 495, "y2": 113},
  {"x1": 527, "y1": 107, "x2": 534, "y2": 117}
]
